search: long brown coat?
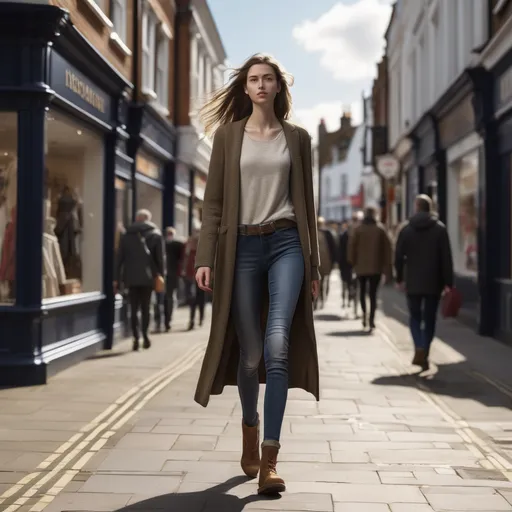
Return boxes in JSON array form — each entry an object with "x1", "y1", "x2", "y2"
[
  {"x1": 194, "y1": 117, "x2": 321, "y2": 407},
  {"x1": 348, "y1": 219, "x2": 392, "y2": 278}
]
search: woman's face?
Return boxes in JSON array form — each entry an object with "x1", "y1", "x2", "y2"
[{"x1": 244, "y1": 63, "x2": 281, "y2": 106}]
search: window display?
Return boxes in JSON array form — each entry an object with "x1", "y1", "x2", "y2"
[
  {"x1": 115, "y1": 178, "x2": 131, "y2": 254},
  {"x1": 175, "y1": 193, "x2": 189, "y2": 238},
  {"x1": 448, "y1": 150, "x2": 478, "y2": 275},
  {"x1": 43, "y1": 110, "x2": 104, "y2": 300},
  {"x1": 137, "y1": 180, "x2": 162, "y2": 230},
  {"x1": 0, "y1": 112, "x2": 18, "y2": 305}
]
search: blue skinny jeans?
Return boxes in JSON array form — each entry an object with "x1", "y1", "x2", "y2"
[{"x1": 232, "y1": 226, "x2": 304, "y2": 442}]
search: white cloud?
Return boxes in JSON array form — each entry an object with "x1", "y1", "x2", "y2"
[
  {"x1": 293, "y1": 101, "x2": 363, "y2": 144},
  {"x1": 292, "y1": 0, "x2": 393, "y2": 83}
]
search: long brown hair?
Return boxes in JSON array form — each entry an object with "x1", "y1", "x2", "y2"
[{"x1": 200, "y1": 53, "x2": 294, "y2": 136}]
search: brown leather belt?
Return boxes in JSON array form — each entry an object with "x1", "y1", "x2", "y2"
[{"x1": 238, "y1": 218, "x2": 297, "y2": 236}]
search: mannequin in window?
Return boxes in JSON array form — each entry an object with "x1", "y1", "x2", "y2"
[
  {"x1": 55, "y1": 186, "x2": 82, "y2": 279},
  {"x1": 42, "y1": 199, "x2": 66, "y2": 298}
]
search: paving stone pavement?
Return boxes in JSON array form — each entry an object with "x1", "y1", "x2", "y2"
[{"x1": 4, "y1": 279, "x2": 512, "y2": 511}]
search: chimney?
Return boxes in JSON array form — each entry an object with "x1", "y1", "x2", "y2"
[{"x1": 341, "y1": 109, "x2": 352, "y2": 129}]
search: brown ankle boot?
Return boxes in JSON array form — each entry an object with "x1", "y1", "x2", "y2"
[
  {"x1": 258, "y1": 441, "x2": 285, "y2": 494},
  {"x1": 241, "y1": 419, "x2": 260, "y2": 478}
]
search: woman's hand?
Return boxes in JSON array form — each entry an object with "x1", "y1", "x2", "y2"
[
  {"x1": 196, "y1": 267, "x2": 213, "y2": 293},
  {"x1": 311, "y1": 280, "x2": 320, "y2": 301}
]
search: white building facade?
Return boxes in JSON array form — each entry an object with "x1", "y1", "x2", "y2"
[
  {"x1": 320, "y1": 125, "x2": 364, "y2": 222},
  {"x1": 386, "y1": 0, "x2": 496, "y2": 333}
]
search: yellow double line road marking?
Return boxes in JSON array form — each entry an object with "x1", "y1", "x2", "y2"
[
  {"x1": 0, "y1": 343, "x2": 205, "y2": 512},
  {"x1": 377, "y1": 322, "x2": 512, "y2": 481}
]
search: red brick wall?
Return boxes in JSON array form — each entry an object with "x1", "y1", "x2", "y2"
[{"x1": 50, "y1": 0, "x2": 133, "y2": 82}]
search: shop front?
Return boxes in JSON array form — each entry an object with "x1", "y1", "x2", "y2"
[
  {"x1": 392, "y1": 136, "x2": 415, "y2": 222},
  {"x1": 488, "y1": 50, "x2": 512, "y2": 342},
  {"x1": 0, "y1": 4, "x2": 131, "y2": 385},
  {"x1": 128, "y1": 104, "x2": 175, "y2": 230},
  {"x1": 435, "y1": 76, "x2": 481, "y2": 326},
  {"x1": 410, "y1": 113, "x2": 445, "y2": 222}
]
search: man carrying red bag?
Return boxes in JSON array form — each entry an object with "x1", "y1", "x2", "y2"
[{"x1": 394, "y1": 194, "x2": 454, "y2": 370}]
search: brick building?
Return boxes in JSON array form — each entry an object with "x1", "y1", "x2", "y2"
[
  {"x1": 0, "y1": 0, "x2": 179, "y2": 384},
  {"x1": 174, "y1": 0, "x2": 226, "y2": 236}
]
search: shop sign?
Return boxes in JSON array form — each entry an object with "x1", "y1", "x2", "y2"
[
  {"x1": 136, "y1": 153, "x2": 162, "y2": 182},
  {"x1": 49, "y1": 51, "x2": 111, "y2": 124},
  {"x1": 376, "y1": 154, "x2": 399, "y2": 179},
  {"x1": 439, "y1": 95, "x2": 475, "y2": 148}
]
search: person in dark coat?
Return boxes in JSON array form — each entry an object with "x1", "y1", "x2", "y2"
[
  {"x1": 395, "y1": 194, "x2": 454, "y2": 370},
  {"x1": 348, "y1": 207, "x2": 392, "y2": 331},
  {"x1": 115, "y1": 209, "x2": 164, "y2": 351},
  {"x1": 153, "y1": 227, "x2": 184, "y2": 332}
]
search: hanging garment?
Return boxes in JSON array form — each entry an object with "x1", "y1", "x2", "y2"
[
  {"x1": 42, "y1": 232, "x2": 67, "y2": 298},
  {"x1": 0, "y1": 207, "x2": 16, "y2": 284},
  {"x1": 55, "y1": 192, "x2": 82, "y2": 279}
]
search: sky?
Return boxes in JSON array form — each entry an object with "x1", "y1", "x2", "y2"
[{"x1": 207, "y1": 0, "x2": 394, "y2": 142}]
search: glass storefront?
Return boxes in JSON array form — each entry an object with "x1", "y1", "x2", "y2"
[
  {"x1": 136, "y1": 152, "x2": 163, "y2": 230},
  {"x1": 137, "y1": 180, "x2": 163, "y2": 230},
  {"x1": 448, "y1": 149, "x2": 479, "y2": 275},
  {"x1": 0, "y1": 112, "x2": 18, "y2": 305},
  {"x1": 115, "y1": 177, "x2": 131, "y2": 253},
  {"x1": 175, "y1": 193, "x2": 189, "y2": 238},
  {"x1": 42, "y1": 110, "x2": 104, "y2": 300}
]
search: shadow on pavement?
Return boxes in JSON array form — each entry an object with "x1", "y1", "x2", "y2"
[
  {"x1": 87, "y1": 351, "x2": 130, "y2": 361},
  {"x1": 372, "y1": 364, "x2": 512, "y2": 409},
  {"x1": 326, "y1": 329, "x2": 370, "y2": 337},
  {"x1": 313, "y1": 313, "x2": 343, "y2": 321},
  {"x1": 113, "y1": 476, "x2": 279, "y2": 511},
  {"x1": 373, "y1": 287, "x2": 512, "y2": 410}
]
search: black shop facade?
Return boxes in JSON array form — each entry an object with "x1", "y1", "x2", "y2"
[{"x1": 0, "y1": 4, "x2": 176, "y2": 385}]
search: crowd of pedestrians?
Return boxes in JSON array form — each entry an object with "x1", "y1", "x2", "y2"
[
  {"x1": 321, "y1": 193, "x2": 454, "y2": 370},
  {"x1": 114, "y1": 209, "x2": 207, "y2": 351}
]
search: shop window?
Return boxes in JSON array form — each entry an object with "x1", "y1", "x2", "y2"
[
  {"x1": 43, "y1": 111, "x2": 104, "y2": 300},
  {"x1": 142, "y1": 5, "x2": 157, "y2": 95},
  {"x1": 137, "y1": 180, "x2": 163, "y2": 231},
  {"x1": 0, "y1": 112, "x2": 18, "y2": 305},
  {"x1": 115, "y1": 178, "x2": 130, "y2": 254},
  {"x1": 111, "y1": 0, "x2": 127, "y2": 42},
  {"x1": 448, "y1": 150, "x2": 479, "y2": 276},
  {"x1": 155, "y1": 25, "x2": 170, "y2": 111},
  {"x1": 175, "y1": 193, "x2": 189, "y2": 238}
]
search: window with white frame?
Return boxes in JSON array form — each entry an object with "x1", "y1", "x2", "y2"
[
  {"x1": 155, "y1": 26, "x2": 170, "y2": 110},
  {"x1": 111, "y1": 0, "x2": 127, "y2": 41},
  {"x1": 93, "y1": 0, "x2": 107, "y2": 11},
  {"x1": 142, "y1": 6, "x2": 157, "y2": 94}
]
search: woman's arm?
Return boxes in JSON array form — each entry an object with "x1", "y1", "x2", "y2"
[
  {"x1": 300, "y1": 128, "x2": 321, "y2": 281},
  {"x1": 195, "y1": 126, "x2": 226, "y2": 269}
]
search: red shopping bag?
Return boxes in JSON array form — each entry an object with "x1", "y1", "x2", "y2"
[{"x1": 441, "y1": 287, "x2": 462, "y2": 318}]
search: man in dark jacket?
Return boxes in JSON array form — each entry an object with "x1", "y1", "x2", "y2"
[
  {"x1": 153, "y1": 227, "x2": 184, "y2": 332},
  {"x1": 115, "y1": 209, "x2": 165, "y2": 351},
  {"x1": 395, "y1": 194, "x2": 454, "y2": 370}
]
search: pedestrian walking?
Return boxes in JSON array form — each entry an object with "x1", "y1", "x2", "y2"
[
  {"x1": 183, "y1": 223, "x2": 205, "y2": 331},
  {"x1": 315, "y1": 217, "x2": 333, "y2": 309},
  {"x1": 115, "y1": 209, "x2": 165, "y2": 351},
  {"x1": 194, "y1": 53, "x2": 321, "y2": 495},
  {"x1": 152, "y1": 227, "x2": 184, "y2": 333},
  {"x1": 394, "y1": 194, "x2": 454, "y2": 370},
  {"x1": 338, "y1": 212, "x2": 362, "y2": 312},
  {"x1": 348, "y1": 206, "x2": 392, "y2": 331}
]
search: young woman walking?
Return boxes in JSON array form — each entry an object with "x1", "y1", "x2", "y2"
[{"x1": 193, "y1": 54, "x2": 321, "y2": 495}]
